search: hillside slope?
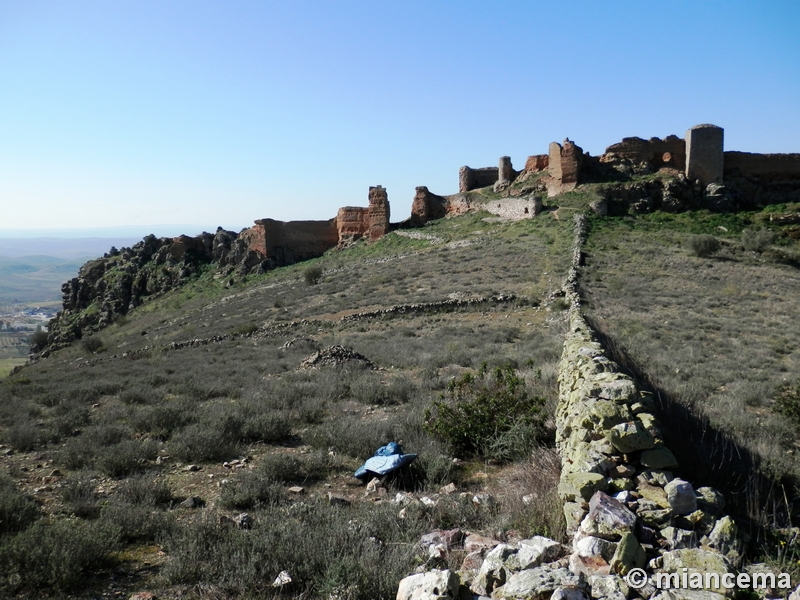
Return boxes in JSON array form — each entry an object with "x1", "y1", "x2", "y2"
[{"x1": 0, "y1": 211, "x2": 574, "y2": 598}]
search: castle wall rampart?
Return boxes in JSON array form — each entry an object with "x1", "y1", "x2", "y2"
[
  {"x1": 724, "y1": 151, "x2": 800, "y2": 179},
  {"x1": 459, "y1": 166, "x2": 499, "y2": 192}
]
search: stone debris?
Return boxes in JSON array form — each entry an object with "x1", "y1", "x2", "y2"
[
  {"x1": 300, "y1": 345, "x2": 374, "y2": 369},
  {"x1": 396, "y1": 569, "x2": 459, "y2": 600}
]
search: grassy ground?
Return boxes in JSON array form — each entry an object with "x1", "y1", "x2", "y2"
[
  {"x1": 0, "y1": 212, "x2": 572, "y2": 599},
  {"x1": 580, "y1": 209, "x2": 800, "y2": 528},
  {"x1": 0, "y1": 359, "x2": 25, "y2": 378}
]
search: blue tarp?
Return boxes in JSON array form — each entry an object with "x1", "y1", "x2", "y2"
[{"x1": 354, "y1": 442, "x2": 417, "y2": 480}]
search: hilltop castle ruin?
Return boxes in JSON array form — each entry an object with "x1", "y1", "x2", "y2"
[{"x1": 240, "y1": 123, "x2": 799, "y2": 266}]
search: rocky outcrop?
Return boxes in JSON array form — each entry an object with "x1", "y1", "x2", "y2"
[{"x1": 43, "y1": 228, "x2": 257, "y2": 353}]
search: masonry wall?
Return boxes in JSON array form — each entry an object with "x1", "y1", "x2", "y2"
[
  {"x1": 724, "y1": 151, "x2": 800, "y2": 180},
  {"x1": 555, "y1": 213, "x2": 739, "y2": 579},
  {"x1": 459, "y1": 166, "x2": 499, "y2": 192},
  {"x1": 483, "y1": 197, "x2": 542, "y2": 220},
  {"x1": 602, "y1": 135, "x2": 686, "y2": 170},
  {"x1": 410, "y1": 186, "x2": 448, "y2": 226},
  {"x1": 686, "y1": 124, "x2": 724, "y2": 186},
  {"x1": 254, "y1": 218, "x2": 339, "y2": 263},
  {"x1": 336, "y1": 207, "x2": 370, "y2": 246}
]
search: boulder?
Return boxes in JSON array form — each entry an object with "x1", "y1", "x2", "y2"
[
  {"x1": 581, "y1": 491, "x2": 637, "y2": 540},
  {"x1": 589, "y1": 575, "x2": 629, "y2": 600},
  {"x1": 789, "y1": 583, "x2": 800, "y2": 600},
  {"x1": 574, "y1": 535, "x2": 617, "y2": 562},
  {"x1": 586, "y1": 401, "x2": 632, "y2": 430},
  {"x1": 420, "y1": 529, "x2": 465, "y2": 551},
  {"x1": 664, "y1": 479, "x2": 697, "y2": 515},
  {"x1": 396, "y1": 569, "x2": 460, "y2": 600},
  {"x1": 637, "y1": 483, "x2": 671, "y2": 508},
  {"x1": 492, "y1": 566, "x2": 580, "y2": 599},
  {"x1": 640, "y1": 447, "x2": 679, "y2": 470},
  {"x1": 661, "y1": 549, "x2": 729, "y2": 594},
  {"x1": 471, "y1": 544, "x2": 516, "y2": 596},
  {"x1": 608, "y1": 421, "x2": 655, "y2": 453},
  {"x1": 707, "y1": 516, "x2": 739, "y2": 560},
  {"x1": 609, "y1": 532, "x2": 646, "y2": 575},
  {"x1": 660, "y1": 526, "x2": 697, "y2": 550},
  {"x1": 518, "y1": 536, "x2": 563, "y2": 565},
  {"x1": 695, "y1": 487, "x2": 725, "y2": 516},
  {"x1": 552, "y1": 586, "x2": 590, "y2": 600},
  {"x1": 559, "y1": 473, "x2": 609, "y2": 502},
  {"x1": 465, "y1": 533, "x2": 501, "y2": 553},
  {"x1": 651, "y1": 590, "x2": 727, "y2": 600}
]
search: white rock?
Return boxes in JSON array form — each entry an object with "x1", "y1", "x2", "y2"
[
  {"x1": 396, "y1": 569, "x2": 460, "y2": 600},
  {"x1": 272, "y1": 570, "x2": 291, "y2": 587}
]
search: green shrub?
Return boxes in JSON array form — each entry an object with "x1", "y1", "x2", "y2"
[
  {"x1": 773, "y1": 383, "x2": 800, "y2": 426},
  {"x1": 29, "y1": 329, "x2": 49, "y2": 349},
  {"x1": 115, "y1": 475, "x2": 172, "y2": 506},
  {"x1": 687, "y1": 234, "x2": 720, "y2": 257},
  {"x1": 96, "y1": 439, "x2": 159, "y2": 477},
  {"x1": 61, "y1": 474, "x2": 100, "y2": 519},
  {"x1": 424, "y1": 363, "x2": 546, "y2": 459},
  {"x1": 0, "y1": 518, "x2": 120, "y2": 594},
  {"x1": 81, "y1": 336, "x2": 105, "y2": 354},
  {"x1": 742, "y1": 227, "x2": 776, "y2": 253},
  {"x1": 219, "y1": 470, "x2": 285, "y2": 510},
  {"x1": 0, "y1": 476, "x2": 40, "y2": 537},
  {"x1": 304, "y1": 265, "x2": 323, "y2": 286},
  {"x1": 170, "y1": 423, "x2": 238, "y2": 463},
  {"x1": 99, "y1": 503, "x2": 174, "y2": 543},
  {"x1": 5, "y1": 419, "x2": 38, "y2": 452}
]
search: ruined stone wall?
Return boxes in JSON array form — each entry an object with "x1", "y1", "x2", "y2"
[
  {"x1": 459, "y1": 166, "x2": 499, "y2": 192},
  {"x1": 367, "y1": 185, "x2": 390, "y2": 242},
  {"x1": 601, "y1": 135, "x2": 686, "y2": 170},
  {"x1": 410, "y1": 186, "x2": 448, "y2": 226},
  {"x1": 724, "y1": 151, "x2": 800, "y2": 181},
  {"x1": 555, "y1": 213, "x2": 739, "y2": 580},
  {"x1": 483, "y1": 196, "x2": 543, "y2": 220},
  {"x1": 254, "y1": 218, "x2": 339, "y2": 264},
  {"x1": 686, "y1": 124, "x2": 724, "y2": 187},
  {"x1": 335, "y1": 206, "x2": 369, "y2": 246},
  {"x1": 547, "y1": 140, "x2": 584, "y2": 197},
  {"x1": 524, "y1": 154, "x2": 549, "y2": 172}
]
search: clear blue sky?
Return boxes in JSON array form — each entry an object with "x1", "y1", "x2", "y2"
[{"x1": 1, "y1": 1, "x2": 798, "y2": 236}]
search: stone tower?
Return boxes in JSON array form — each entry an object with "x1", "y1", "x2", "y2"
[
  {"x1": 368, "y1": 186, "x2": 390, "y2": 242},
  {"x1": 685, "y1": 124, "x2": 724, "y2": 187}
]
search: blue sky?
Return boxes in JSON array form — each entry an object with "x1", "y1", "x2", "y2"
[{"x1": 1, "y1": 1, "x2": 798, "y2": 236}]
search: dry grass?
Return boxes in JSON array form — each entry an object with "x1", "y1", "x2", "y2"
[
  {"x1": 0, "y1": 211, "x2": 571, "y2": 598},
  {"x1": 581, "y1": 212, "x2": 800, "y2": 521}
]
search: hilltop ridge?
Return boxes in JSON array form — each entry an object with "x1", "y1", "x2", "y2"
[{"x1": 33, "y1": 124, "x2": 800, "y2": 358}]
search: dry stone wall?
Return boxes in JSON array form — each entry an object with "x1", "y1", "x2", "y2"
[{"x1": 555, "y1": 213, "x2": 741, "y2": 584}]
